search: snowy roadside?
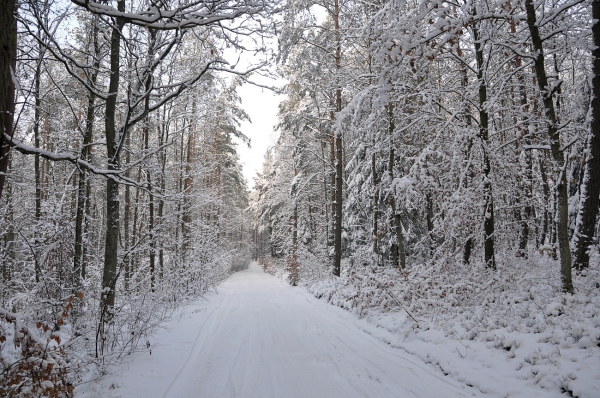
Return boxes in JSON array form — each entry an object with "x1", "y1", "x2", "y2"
[
  {"x1": 290, "y1": 254, "x2": 600, "y2": 398},
  {"x1": 75, "y1": 296, "x2": 220, "y2": 398}
]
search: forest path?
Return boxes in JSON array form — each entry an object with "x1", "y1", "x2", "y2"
[{"x1": 84, "y1": 263, "x2": 479, "y2": 398}]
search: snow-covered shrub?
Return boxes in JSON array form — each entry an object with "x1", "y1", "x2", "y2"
[{"x1": 1, "y1": 303, "x2": 76, "y2": 397}]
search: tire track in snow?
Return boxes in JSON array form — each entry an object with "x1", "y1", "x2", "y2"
[{"x1": 117, "y1": 263, "x2": 481, "y2": 398}]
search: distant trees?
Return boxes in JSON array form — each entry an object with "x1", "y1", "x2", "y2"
[{"x1": 255, "y1": 0, "x2": 597, "y2": 295}]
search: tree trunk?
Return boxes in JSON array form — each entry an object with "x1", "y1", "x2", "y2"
[
  {"x1": 512, "y1": 17, "x2": 533, "y2": 258},
  {"x1": 426, "y1": 192, "x2": 434, "y2": 257},
  {"x1": 82, "y1": 172, "x2": 92, "y2": 279},
  {"x1": 525, "y1": 0, "x2": 573, "y2": 293},
  {"x1": 101, "y1": 0, "x2": 126, "y2": 317},
  {"x1": 0, "y1": 0, "x2": 16, "y2": 199},
  {"x1": 131, "y1": 165, "x2": 142, "y2": 278},
  {"x1": 372, "y1": 146, "x2": 379, "y2": 259},
  {"x1": 320, "y1": 130, "x2": 330, "y2": 253},
  {"x1": 472, "y1": 19, "x2": 496, "y2": 269},
  {"x1": 75, "y1": 17, "x2": 99, "y2": 288},
  {"x1": 33, "y1": 35, "x2": 43, "y2": 283},
  {"x1": 331, "y1": 0, "x2": 343, "y2": 277},
  {"x1": 144, "y1": 31, "x2": 156, "y2": 291},
  {"x1": 573, "y1": 0, "x2": 600, "y2": 270},
  {"x1": 182, "y1": 99, "x2": 196, "y2": 260},
  {"x1": 539, "y1": 157, "x2": 550, "y2": 246},
  {"x1": 458, "y1": 41, "x2": 474, "y2": 265},
  {"x1": 2, "y1": 157, "x2": 14, "y2": 296},
  {"x1": 389, "y1": 140, "x2": 406, "y2": 270},
  {"x1": 123, "y1": 134, "x2": 131, "y2": 290},
  {"x1": 145, "y1": 121, "x2": 156, "y2": 292},
  {"x1": 289, "y1": 168, "x2": 299, "y2": 286},
  {"x1": 158, "y1": 120, "x2": 167, "y2": 281},
  {"x1": 333, "y1": 118, "x2": 343, "y2": 276},
  {"x1": 387, "y1": 105, "x2": 405, "y2": 269}
]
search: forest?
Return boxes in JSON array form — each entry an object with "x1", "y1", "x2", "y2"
[{"x1": 1, "y1": 0, "x2": 599, "y2": 397}]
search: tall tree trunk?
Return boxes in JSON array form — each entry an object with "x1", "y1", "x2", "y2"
[
  {"x1": 332, "y1": 0, "x2": 343, "y2": 277},
  {"x1": 144, "y1": 120, "x2": 156, "y2": 292},
  {"x1": 182, "y1": 120, "x2": 195, "y2": 259},
  {"x1": 33, "y1": 35, "x2": 43, "y2": 283},
  {"x1": 458, "y1": 41, "x2": 474, "y2": 265},
  {"x1": 372, "y1": 144, "x2": 379, "y2": 260},
  {"x1": 320, "y1": 129, "x2": 330, "y2": 253},
  {"x1": 472, "y1": 19, "x2": 496, "y2": 269},
  {"x1": 2, "y1": 157, "x2": 14, "y2": 299},
  {"x1": 123, "y1": 133, "x2": 131, "y2": 290},
  {"x1": 426, "y1": 192, "x2": 434, "y2": 257},
  {"x1": 158, "y1": 120, "x2": 167, "y2": 281},
  {"x1": 101, "y1": 0, "x2": 126, "y2": 318},
  {"x1": 525, "y1": 0, "x2": 573, "y2": 293},
  {"x1": 0, "y1": 0, "x2": 16, "y2": 199},
  {"x1": 539, "y1": 157, "x2": 550, "y2": 246},
  {"x1": 329, "y1": 114, "x2": 335, "y2": 253},
  {"x1": 387, "y1": 104, "x2": 405, "y2": 269},
  {"x1": 176, "y1": 119, "x2": 183, "y2": 260},
  {"x1": 289, "y1": 167, "x2": 299, "y2": 286},
  {"x1": 573, "y1": 0, "x2": 600, "y2": 270},
  {"x1": 388, "y1": 134, "x2": 406, "y2": 269},
  {"x1": 81, "y1": 172, "x2": 92, "y2": 279},
  {"x1": 131, "y1": 164, "x2": 142, "y2": 278},
  {"x1": 143, "y1": 31, "x2": 156, "y2": 291},
  {"x1": 513, "y1": 16, "x2": 533, "y2": 258},
  {"x1": 75, "y1": 16, "x2": 99, "y2": 288}
]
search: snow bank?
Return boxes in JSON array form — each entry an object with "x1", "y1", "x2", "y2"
[{"x1": 301, "y1": 254, "x2": 600, "y2": 397}]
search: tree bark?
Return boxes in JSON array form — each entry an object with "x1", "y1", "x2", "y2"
[
  {"x1": 182, "y1": 119, "x2": 195, "y2": 259},
  {"x1": 372, "y1": 146, "x2": 379, "y2": 259},
  {"x1": 158, "y1": 119, "x2": 167, "y2": 281},
  {"x1": 332, "y1": 0, "x2": 343, "y2": 277},
  {"x1": 289, "y1": 167, "x2": 299, "y2": 286},
  {"x1": 101, "y1": 0, "x2": 126, "y2": 315},
  {"x1": 458, "y1": 41, "x2": 474, "y2": 265},
  {"x1": 2, "y1": 157, "x2": 14, "y2": 293},
  {"x1": 33, "y1": 30, "x2": 43, "y2": 283},
  {"x1": 525, "y1": 0, "x2": 573, "y2": 293},
  {"x1": 389, "y1": 139, "x2": 406, "y2": 269},
  {"x1": 123, "y1": 133, "x2": 131, "y2": 290},
  {"x1": 145, "y1": 119, "x2": 156, "y2": 292},
  {"x1": 573, "y1": 0, "x2": 600, "y2": 270},
  {"x1": 472, "y1": 18, "x2": 496, "y2": 269},
  {"x1": 426, "y1": 192, "x2": 434, "y2": 257},
  {"x1": 387, "y1": 105, "x2": 405, "y2": 269},
  {"x1": 144, "y1": 30, "x2": 156, "y2": 291},
  {"x1": 0, "y1": 0, "x2": 17, "y2": 199},
  {"x1": 75, "y1": 16, "x2": 99, "y2": 288},
  {"x1": 513, "y1": 15, "x2": 533, "y2": 258}
]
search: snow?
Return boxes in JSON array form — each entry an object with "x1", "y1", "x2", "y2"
[
  {"x1": 304, "y1": 254, "x2": 600, "y2": 398},
  {"x1": 78, "y1": 263, "x2": 478, "y2": 398}
]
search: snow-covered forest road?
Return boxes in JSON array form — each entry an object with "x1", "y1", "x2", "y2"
[{"x1": 80, "y1": 263, "x2": 479, "y2": 398}]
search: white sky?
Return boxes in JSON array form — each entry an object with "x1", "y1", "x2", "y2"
[
  {"x1": 222, "y1": 34, "x2": 286, "y2": 190},
  {"x1": 227, "y1": 6, "x2": 326, "y2": 190},
  {"x1": 235, "y1": 80, "x2": 285, "y2": 190}
]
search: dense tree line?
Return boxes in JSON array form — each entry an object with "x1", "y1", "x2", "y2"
[
  {"x1": 254, "y1": 0, "x2": 599, "y2": 293},
  {"x1": 0, "y1": 0, "x2": 272, "y2": 395}
]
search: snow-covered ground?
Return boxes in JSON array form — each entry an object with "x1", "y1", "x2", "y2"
[
  {"x1": 78, "y1": 262, "x2": 479, "y2": 398},
  {"x1": 302, "y1": 255, "x2": 600, "y2": 398}
]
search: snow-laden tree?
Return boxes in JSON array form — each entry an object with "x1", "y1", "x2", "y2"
[
  {"x1": 256, "y1": 0, "x2": 595, "y2": 297},
  {"x1": 0, "y1": 0, "x2": 273, "y2": 394}
]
